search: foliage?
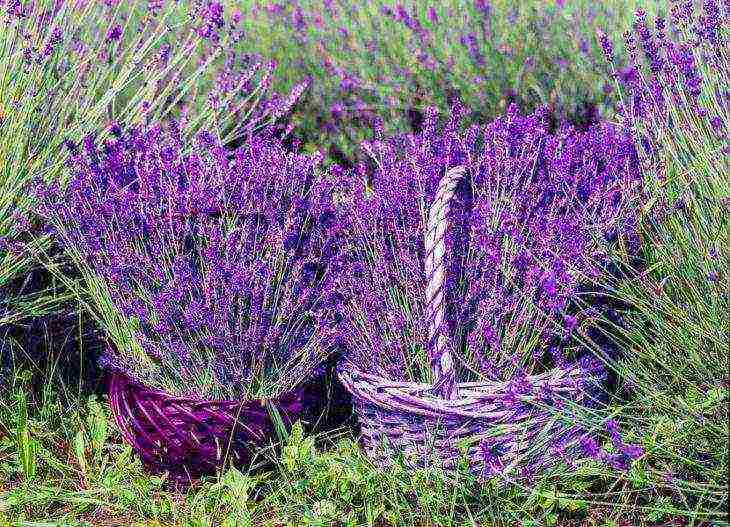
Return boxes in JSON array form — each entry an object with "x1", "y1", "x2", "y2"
[
  {"x1": 584, "y1": 0, "x2": 729, "y2": 514},
  {"x1": 0, "y1": 370, "x2": 723, "y2": 525}
]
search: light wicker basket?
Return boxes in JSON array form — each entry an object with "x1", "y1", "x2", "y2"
[{"x1": 338, "y1": 166, "x2": 602, "y2": 474}]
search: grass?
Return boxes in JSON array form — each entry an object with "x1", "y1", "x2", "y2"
[
  {"x1": 0, "y1": 346, "x2": 726, "y2": 526},
  {"x1": 585, "y1": 18, "x2": 730, "y2": 522}
]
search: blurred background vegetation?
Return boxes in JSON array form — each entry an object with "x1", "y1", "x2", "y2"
[{"x1": 235, "y1": 0, "x2": 660, "y2": 163}]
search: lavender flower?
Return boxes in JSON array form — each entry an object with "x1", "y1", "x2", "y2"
[
  {"x1": 337, "y1": 105, "x2": 640, "y2": 384},
  {"x1": 460, "y1": 32, "x2": 485, "y2": 67},
  {"x1": 474, "y1": 0, "x2": 492, "y2": 17},
  {"x1": 478, "y1": 438, "x2": 506, "y2": 477},
  {"x1": 40, "y1": 27, "x2": 63, "y2": 59},
  {"x1": 105, "y1": 24, "x2": 123, "y2": 43},
  {"x1": 39, "y1": 124, "x2": 344, "y2": 400},
  {"x1": 196, "y1": 1, "x2": 226, "y2": 42},
  {"x1": 579, "y1": 435, "x2": 601, "y2": 459},
  {"x1": 605, "y1": 2, "x2": 728, "y2": 123},
  {"x1": 427, "y1": 6, "x2": 438, "y2": 24},
  {"x1": 597, "y1": 29, "x2": 614, "y2": 62}
]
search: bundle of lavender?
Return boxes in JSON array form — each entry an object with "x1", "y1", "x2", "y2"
[
  {"x1": 0, "y1": 0, "x2": 307, "y2": 389},
  {"x1": 335, "y1": 104, "x2": 644, "y2": 475},
  {"x1": 36, "y1": 124, "x2": 344, "y2": 477},
  {"x1": 40, "y1": 123, "x2": 343, "y2": 399}
]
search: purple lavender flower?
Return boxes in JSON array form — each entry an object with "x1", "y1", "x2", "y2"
[
  {"x1": 478, "y1": 438, "x2": 505, "y2": 476},
  {"x1": 292, "y1": 6, "x2": 307, "y2": 32},
  {"x1": 604, "y1": 1, "x2": 728, "y2": 122},
  {"x1": 597, "y1": 29, "x2": 614, "y2": 62},
  {"x1": 330, "y1": 102, "x2": 345, "y2": 121},
  {"x1": 106, "y1": 24, "x2": 123, "y2": 43},
  {"x1": 634, "y1": 9, "x2": 663, "y2": 74},
  {"x1": 147, "y1": 0, "x2": 165, "y2": 16},
  {"x1": 460, "y1": 32, "x2": 485, "y2": 67},
  {"x1": 579, "y1": 37, "x2": 590, "y2": 55},
  {"x1": 39, "y1": 124, "x2": 344, "y2": 400},
  {"x1": 621, "y1": 443, "x2": 644, "y2": 459},
  {"x1": 580, "y1": 435, "x2": 601, "y2": 459},
  {"x1": 39, "y1": 26, "x2": 64, "y2": 60},
  {"x1": 605, "y1": 418, "x2": 623, "y2": 445},
  {"x1": 474, "y1": 0, "x2": 492, "y2": 17},
  {"x1": 427, "y1": 6, "x2": 438, "y2": 24},
  {"x1": 337, "y1": 106, "x2": 640, "y2": 384},
  {"x1": 197, "y1": 1, "x2": 226, "y2": 42}
]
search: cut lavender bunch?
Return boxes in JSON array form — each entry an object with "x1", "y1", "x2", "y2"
[
  {"x1": 38, "y1": 124, "x2": 344, "y2": 401},
  {"x1": 0, "y1": 0, "x2": 309, "y2": 404},
  {"x1": 334, "y1": 104, "x2": 643, "y2": 476},
  {"x1": 338, "y1": 104, "x2": 641, "y2": 385}
]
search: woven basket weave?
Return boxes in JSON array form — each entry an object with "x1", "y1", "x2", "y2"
[
  {"x1": 338, "y1": 166, "x2": 601, "y2": 474},
  {"x1": 108, "y1": 371, "x2": 306, "y2": 482}
]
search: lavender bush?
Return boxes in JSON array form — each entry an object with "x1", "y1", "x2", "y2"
[
  {"x1": 0, "y1": 0, "x2": 311, "y2": 399},
  {"x1": 337, "y1": 104, "x2": 641, "y2": 386},
  {"x1": 37, "y1": 124, "x2": 344, "y2": 400},
  {"x1": 586, "y1": 0, "x2": 729, "y2": 510}
]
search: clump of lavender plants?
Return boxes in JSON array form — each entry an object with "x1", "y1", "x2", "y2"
[
  {"x1": 0, "y1": 0, "x2": 307, "y2": 364},
  {"x1": 337, "y1": 104, "x2": 641, "y2": 385},
  {"x1": 37, "y1": 124, "x2": 344, "y2": 400}
]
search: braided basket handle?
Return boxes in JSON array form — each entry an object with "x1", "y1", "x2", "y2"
[{"x1": 425, "y1": 165, "x2": 465, "y2": 400}]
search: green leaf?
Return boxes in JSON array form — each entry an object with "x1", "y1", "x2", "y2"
[
  {"x1": 14, "y1": 390, "x2": 36, "y2": 482},
  {"x1": 74, "y1": 429, "x2": 87, "y2": 476},
  {"x1": 266, "y1": 401, "x2": 288, "y2": 445},
  {"x1": 86, "y1": 397, "x2": 109, "y2": 459}
]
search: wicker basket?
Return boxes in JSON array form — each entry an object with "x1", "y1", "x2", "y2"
[
  {"x1": 108, "y1": 371, "x2": 307, "y2": 482},
  {"x1": 338, "y1": 166, "x2": 602, "y2": 475}
]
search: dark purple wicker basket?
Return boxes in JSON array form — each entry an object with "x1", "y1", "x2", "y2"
[{"x1": 108, "y1": 372, "x2": 306, "y2": 482}]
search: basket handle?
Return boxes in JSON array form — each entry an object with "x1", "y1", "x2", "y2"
[{"x1": 425, "y1": 165, "x2": 465, "y2": 400}]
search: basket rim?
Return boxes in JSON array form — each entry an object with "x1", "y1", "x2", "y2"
[
  {"x1": 337, "y1": 362, "x2": 593, "y2": 420},
  {"x1": 107, "y1": 369, "x2": 305, "y2": 407}
]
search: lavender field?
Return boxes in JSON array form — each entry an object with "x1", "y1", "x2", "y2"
[{"x1": 0, "y1": 0, "x2": 728, "y2": 525}]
